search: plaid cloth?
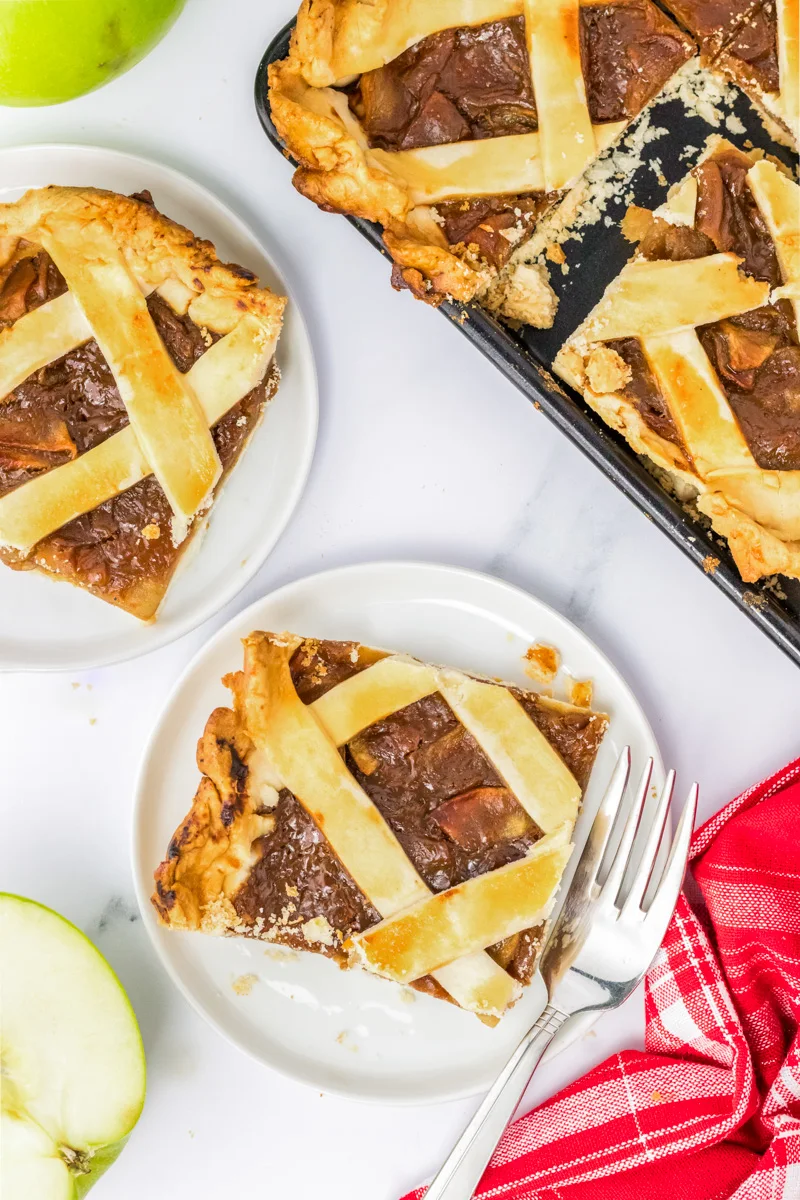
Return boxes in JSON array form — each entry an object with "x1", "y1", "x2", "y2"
[{"x1": 404, "y1": 756, "x2": 800, "y2": 1200}]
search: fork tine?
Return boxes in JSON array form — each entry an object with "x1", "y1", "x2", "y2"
[
  {"x1": 571, "y1": 746, "x2": 631, "y2": 895},
  {"x1": 600, "y1": 758, "x2": 654, "y2": 906},
  {"x1": 622, "y1": 769, "x2": 675, "y2": 916},
  {"x1": 644, "y1": 782, "x2": 698, "y2": 937}
]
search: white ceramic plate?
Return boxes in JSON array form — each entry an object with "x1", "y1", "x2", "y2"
[
  {"x1": 136, "y1": 561, "x2": 662, "y2": 1104},
  {"x1": 133, "y1": 561, "x2": 663, "y2": 1104},
  {"x1": 0, "y1": 144, "x2": 317, "y2": 671}
]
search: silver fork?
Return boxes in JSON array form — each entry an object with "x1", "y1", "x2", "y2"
[{"x1": 424, "y1": 747, "x2": 698, "y2": 1200}]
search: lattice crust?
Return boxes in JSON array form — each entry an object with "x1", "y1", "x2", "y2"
[
  {"x1": 0, "y1": 187, "x2": 285, "y2": 597},
  {"x1": 268, "y1": 0, "x2": 692, "y2": 309},
  {"x1": 153, "y1": 632, "x2": 608, "y2": 1022},
  {"x1": 554, "y1": 138, "x2": 800, "y2": 583}
]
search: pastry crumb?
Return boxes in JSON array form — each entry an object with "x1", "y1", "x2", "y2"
[
  {"x1": 620, "y1": 205, "x2": 653, "y2": 243},
  {"x1": 568, "y1": 679, "x2": 594, "y2": 708},
  {"x1": 232, "y1": 973, "x2": 258, "y2": 996},
  {"x1": 702, "y1": 555, "x2": 720, "y2": 575},
  {"x1": 545, "y1": 242, "x2": 566, "y2": 264},
  {"x1": 524, "y1": 643, "x2": 560, "y2": 684},
  {"x1": 491, "y1": 262, "x2": 558, "y2": 328},
  {"x1": 585, "y1": 346, "x2": 632, "y2": 394},
  {"x1": 742, "y1": 590, "x2": 767, "y2": 610},
  {"x1": 263, "y1": 945, "x2": 298, "y2": 961},
  {"x1": 725, "y1": 114, "x2": 746, "y2": 135},
  {"x1": 285, "y1": 883, "x2": 299, "y2": 898},
  {"x1": 301, "y1": 915, "x2": 335, "y2": 946},
  {"x1": 141, "y1": 523, "x2": 161, "y2": 541}
]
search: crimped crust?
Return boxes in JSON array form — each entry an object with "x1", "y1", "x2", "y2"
[
  {"x1": 268, "y1": 55, "x2": 484, "y2": 303},
  {"x1": 0, "y1": 186, "x2": 286, "y2": 338},
  {"x1": 268, "y1": 0, "x2": 692, "y2": 309}
]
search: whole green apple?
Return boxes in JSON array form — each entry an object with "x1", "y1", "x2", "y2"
[{"x1": 0, "y1": 0, "x2": 187, "y2": 106}]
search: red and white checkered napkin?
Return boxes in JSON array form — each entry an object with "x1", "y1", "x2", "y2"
[{"x1": 404, "y1": 757, "x2": 800, "y2": 1200}]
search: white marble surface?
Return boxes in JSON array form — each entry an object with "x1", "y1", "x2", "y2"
[{"x1": 1, "y1": 3, "x2": 798, "y2": 1197}]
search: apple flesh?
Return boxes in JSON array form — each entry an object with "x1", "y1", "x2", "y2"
[
  {"x1": 0, "y1": 894, "x2": 146, "y2": 1199},
  {"x1": 0, "y1": 0, "x2": 186, "y2": 107}
]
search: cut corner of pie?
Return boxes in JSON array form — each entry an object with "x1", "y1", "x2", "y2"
[
  {"x1": 267, "y1": 0, "x2": 695, "y2": 319},
  {"x1": 554, "y1": 134, "x2": 800, "y2": 585},
  {"x1": 710, "y1": 0, "x2": 800, "y2": 152},
  {"x1": 0, "y1": 185, "x2": 287, "y2": 621},
  {"x1": 152, "y1": 631, "x2": 609, "y2": 1023}
]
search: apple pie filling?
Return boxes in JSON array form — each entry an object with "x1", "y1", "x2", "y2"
[
  {"x1": 606, "y1": 149, "x2": 800, "y2": 471},
  {"x1": 0, "y1": 198, "x2": 278, "y2": 610},
  {"x1": 720, "y1": 0, "x2": 780, "y2": 94}
]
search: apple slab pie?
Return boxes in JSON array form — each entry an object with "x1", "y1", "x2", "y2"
[
  {"x1": 554, "y1": 137, "x2": 800, "y2": 584},
  {"x1": 0, "y1": 187, "x2": 285, "y2": 619},
  {"x1": 152, "y1": 633, "x2": 608, "y2": 1023},
  {"x1": 268, "y1": 0, "x2": 693, "y2": 312}
]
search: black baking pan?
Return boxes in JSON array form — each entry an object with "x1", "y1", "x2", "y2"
[{"x1": 255, "y1": 21, "x2": 800, "y2": 667}]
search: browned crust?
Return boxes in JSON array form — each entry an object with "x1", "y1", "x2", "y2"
[
  {"x1": 267, "y1": 1, "x2": 692, "y2": 305},
  {"x1": 153, "y1": 704, "x2": 276, "y2": 933},
  {"x1": 268, "y1": 55, "x2": 483, "y2": 304},
  {"x1": 0, "y1": 186, "x2": 286, "y2": 337}
]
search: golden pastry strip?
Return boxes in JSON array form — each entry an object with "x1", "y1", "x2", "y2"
[
  {"x1": 41, "y1": 217, "x2": 221, "y2": 536},
  {"x1": 0, "y1": 316, "x2": 277, "y2": 553},
  {"x1": 524, "y1": 0, "x2": 596, "y2": 191},
  {"x1": 776, "y1": 0, "x2": 799, "y2": 139},
  {"x1": 641, "y1": 332, "x2": 800, "y2": 539},
  {"x1": 242, "y1": 633, "x2": 521, "y2": 1019},
  {"x1": 580, "y1": 254, "x2": 770, "y2": 342},
  {"x1": 304, "y1": 0, "x2": 524, "y2": 85},
  {"x1": 0, "y1": 292, "x2": 91, "y2": 404},
  {"x1": 436, "y1": 672, "x2": 580, "y2": 833},
  {"x1": 310, "y1": 655, "x2": 581, "y2": 833},
  {"x1": 310, "y1": 655, "x2": 438, "y2": 745},
  {"x1": 747, "y1": 159, "x2": 800, "y2": 327},
  {"x1": 372, "y1": 123, "x2": 625, "y2": 204},
  {"x1": 642, "y1": 329, "x2": 756, "y2": 476},
  {"x1": 349, "y1": 824, "x2": 572, "y2": 982}
]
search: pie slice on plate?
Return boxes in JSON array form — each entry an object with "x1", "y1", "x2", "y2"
[
  {"x1": 153, "y1": 632, "x2": 608, "y2": 1023},
  {"x1": 554, "y1": 135, "x2": 800, "y2": 584},
  {"x1": 0, "y1": 186, "x2": 285, "y2": 620},
  {"x1": 268, "y1": 0, "x2": 693, "y2": 320}
]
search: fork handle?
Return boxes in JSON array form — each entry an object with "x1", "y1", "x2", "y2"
[{"x1": 423, "y1": 1003, "x2": 569, "y2": 1200}]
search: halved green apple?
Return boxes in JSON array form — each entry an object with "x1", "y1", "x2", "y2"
[{"x1": 0, "y1": 894, "x2": 146, "y2": 1199}]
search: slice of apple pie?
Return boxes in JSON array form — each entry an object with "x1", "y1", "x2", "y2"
[
  {"x1": 0, "y1": 186, "x2": 285, "y2": 619},
  {"x1": 153, "y1": 632, "x2": 608, "y2": 1023}
]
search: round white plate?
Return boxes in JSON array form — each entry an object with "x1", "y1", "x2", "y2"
[
  {"x1": 0, "y1": 143, "x2": 317, "y2": 672},
  {"x1": 133, "y1": 561, "x2": 663, "y2": 1104}
]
